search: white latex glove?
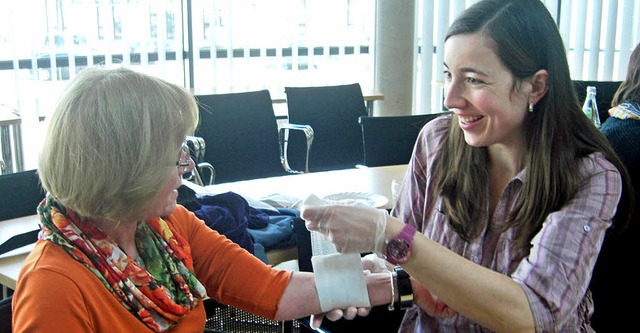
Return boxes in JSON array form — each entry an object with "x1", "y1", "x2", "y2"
[
  {"x1": 302, "y1": 204, "x2": 388, "y2": 254},
  {"x1": 361, "y1": 253, "x2": 393, "y2": 274},
  {"x1": 313, "y1": 253, "x2": 389, "y2": 326}
]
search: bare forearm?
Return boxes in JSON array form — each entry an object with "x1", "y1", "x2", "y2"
[
  {"x1": 385, "y1": 217, "x2": 535, "y2": 332},
  {"x1": 274, "y1": 271, "x2": 393, "y2": 321}
]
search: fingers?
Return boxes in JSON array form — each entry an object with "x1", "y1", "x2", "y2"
[
  {"x1": 357, "y1": 307, "x2": 371, "y2": 317},
  {"x1": 304, "y1": 219, "x2": 319, "y2": 231},
  {"x1": 325, "y1": 309, "x2": 343, "y2": 321},
  {"x1": 310, "y1": 313, "x2": 324, "y2": 329},
  {"x1": 321, "y1": 306, "x2": 370, "y2": 324},
  {"x1": 361, "y1": 253, "x2": 388, "y2": 273},
  {"x1": 342, "y1": 307, "x2": 358, "y2": 320},
  {"x1": 301, "y1": 206, "x2": 316, "y2": 220}
]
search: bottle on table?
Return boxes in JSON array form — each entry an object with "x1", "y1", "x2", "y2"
[{"x1": 582, "y1": 86, "x2": 601, "y2": 128}]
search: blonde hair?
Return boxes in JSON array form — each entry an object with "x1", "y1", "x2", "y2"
[{"x1": 38, "y1": 67, "x2": 198, "y2": 221}]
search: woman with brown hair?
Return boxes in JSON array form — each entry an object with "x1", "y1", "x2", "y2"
[{"x1": 303, "y1": 0, "x2": 633, "y2": 331}]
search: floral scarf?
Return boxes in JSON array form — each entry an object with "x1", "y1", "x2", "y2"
[
  {"x1": 37, "y1": 194, "x2": 207, "y2": 332},
  {"x1": 608, "y1": 102, "x2": 640, "y2": 120}
]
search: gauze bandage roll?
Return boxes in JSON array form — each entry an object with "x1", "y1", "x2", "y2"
[
  {"x1": 302, "y1": 194, "x2": 338, "y2": 255},
  {"x1": 311, "y1": 253, "x2": 371, "y2": 312},
  {"x1": 302, "y1": 194, "x2": 371, "y2": 312}
]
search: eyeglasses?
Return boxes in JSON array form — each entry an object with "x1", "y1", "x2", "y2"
[{"x1": 176, "y1": 142, "x2": 191, "y2": 173}]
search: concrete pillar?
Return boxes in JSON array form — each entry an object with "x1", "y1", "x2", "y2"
[{"x1": 374, "y1": 0, "x2": 416, "y2": 116}]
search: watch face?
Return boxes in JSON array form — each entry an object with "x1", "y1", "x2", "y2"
[{"x1": 386, "y1": 239, "x2": 411, "y2": 264}]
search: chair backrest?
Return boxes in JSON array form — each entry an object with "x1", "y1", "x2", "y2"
[
  {"x1": 572, "y1": 80, "x2": 622, "y2": 123},
  {"x1": 194, "y1": 90, "x2": 286, "y2": 183},
  {"x1": 285, "y1": 83, "x2": 367, "y2": 172},
  {"x1": 0, "y1": 296, "x2": 11, "y2": 333},
  {"x1": 359, "y1": 112, "x2": 450, "y2": 167},
  {"x1": 588, "y1": 117, "x2": 639, "y2": 332},
  {"x1": 0, "y1": 169, "x2": 44, "y2": 221}
]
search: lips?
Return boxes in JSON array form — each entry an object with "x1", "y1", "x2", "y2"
[{"x1": 458, "y1": 115, "x2": 484, "y2": 124}]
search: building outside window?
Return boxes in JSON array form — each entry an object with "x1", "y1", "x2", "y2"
[{"x1": 0, "y1": 0, "x2": 637, "y2": 173}]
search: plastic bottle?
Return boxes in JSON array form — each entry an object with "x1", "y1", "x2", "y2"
[{"x1": 582, "y1": 86, "x2": 601, "y2": 128}]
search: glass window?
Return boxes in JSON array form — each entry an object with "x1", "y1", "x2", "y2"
[{"x1": 0, "y1": 0, "x2": 375, "y2": 171}]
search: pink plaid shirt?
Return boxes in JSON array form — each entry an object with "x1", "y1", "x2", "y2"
[{"x1": 393, "y1": 115, "x2": 622, "y2": 333}]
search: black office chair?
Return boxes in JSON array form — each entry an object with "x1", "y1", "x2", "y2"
[
  {"x1": 588, "y1": 112, "x2": 639, "y2": 332},
  {"x1": 203, "y1": 298, "x2": 301, "y2": 333},
  {"x1": 0, "y1": 296, "x2": 11, "y2": 333},
  {"x1": 0, "y1": 169, "x2": 43, "y2": 256},
  {"x1": 358, "y1": 112, "x2": 451, "y2": 167},
  {"x1": 284, "y1": 83, "x2": 367, "y2": 172},
  {"x1": 0, "y1": 169, "x2": 45, "y2": 333},
  {"x1": 572, "y1": 80, "x2": 622, "y2": 123},
  {"x1": 0, "y1": 169, "x2": 44, "y2": 221},
  {"x1": 194, "y1": 90, "x2": 308, "y2": 184}
]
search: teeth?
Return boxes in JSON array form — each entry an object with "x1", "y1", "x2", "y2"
[{"x1": 459, "y1": 115, "x2": 482, "y2": 123}]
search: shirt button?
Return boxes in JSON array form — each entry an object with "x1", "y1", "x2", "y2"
[{"x1": 583, "y1": 225, "x2": 591, "y2": 232}]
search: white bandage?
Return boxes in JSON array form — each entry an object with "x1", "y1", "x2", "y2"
[{"x1": 311, "y1": 253, "x2": 371, "y2": 312}]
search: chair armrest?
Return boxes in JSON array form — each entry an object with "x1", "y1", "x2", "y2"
[
  {"x1": 196, "y1": 162, "x2": 216, "y2": 185},
  {"x1": 278, "y1": 123, "x2": 314, "y2": 174},
  {"x1": 185, "y1": 136, "x2": 216, "y2": 185}
]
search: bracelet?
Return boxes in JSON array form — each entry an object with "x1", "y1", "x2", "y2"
[{"x1": 387, "y1": 270, "x2": 395, "y2": 311}]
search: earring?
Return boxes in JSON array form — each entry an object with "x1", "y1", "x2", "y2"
[{"x1": 528, "y1": 103, "x2": 534, "y2": 112}]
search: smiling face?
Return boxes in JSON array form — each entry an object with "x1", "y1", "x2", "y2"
[{"x1": 443, "y1": 33, "x2": 532, "y2": 151}]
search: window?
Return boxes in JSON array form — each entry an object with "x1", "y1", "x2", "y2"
[
  {"x1": 415, "y1": 0, "x2": 640, "y2": 114},
  {"x1": 0, "y1": 0, "x2": 375, "y2": 172},
  {"x1": 3, "y1": 0, "x2": 635, "y2": 174}
]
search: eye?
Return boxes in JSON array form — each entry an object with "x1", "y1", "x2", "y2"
[
  {"x1": 465, "y1": 77, "x2": 484, "y2": 85},
  {"x1": 443, "y1": 70, "x2": 452, "y2": 81}
]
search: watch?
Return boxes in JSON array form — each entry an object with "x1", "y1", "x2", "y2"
[
  {"x1": 395, "y1": 266, "x2": 414, "y2": 310},
  {"x1": 385, "y1": 223, "x2": 417, "y2": 265}
]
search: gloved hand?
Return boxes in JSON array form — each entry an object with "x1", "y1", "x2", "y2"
[
  {"x1": 310, "y1": 254, "x2": 389, "y2": 327},
  {"x1": 302, "y1": 204, "x2": 388, "y2": 254}
]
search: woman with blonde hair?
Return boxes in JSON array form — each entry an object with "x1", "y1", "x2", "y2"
[{"x1": 12, "y1": 67, "x2": 392, "y2": 332}]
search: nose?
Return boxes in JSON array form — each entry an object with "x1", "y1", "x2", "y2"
[{"x1": 443, "y1": 81, "x2": 466, "y2": 110}]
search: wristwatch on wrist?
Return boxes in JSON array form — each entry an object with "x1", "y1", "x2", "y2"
[
  {"x1": 385, "y1": 223, "x2": 417, "y2": 265},
  {"x1": 395, "y1": 266, "x2": 414, "y2": 310}
]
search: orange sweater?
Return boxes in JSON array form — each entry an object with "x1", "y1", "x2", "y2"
[{"x1": 12, "y1": 206, "x2": 292, "y2": 332}]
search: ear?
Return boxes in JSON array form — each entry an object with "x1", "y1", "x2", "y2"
[{"x1": 528, "y1": 69, "x2": 548, "y2": 105}]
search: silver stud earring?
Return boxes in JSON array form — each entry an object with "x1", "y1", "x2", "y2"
[{"x1": 529, "y1": 103, "x2": 534, "y2": 112}]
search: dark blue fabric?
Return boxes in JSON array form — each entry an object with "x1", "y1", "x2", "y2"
[
  {"x1": 177, "y1": 188, "x2": 298, "y2": 258},
  {"x1": 247, "y1": 209, "x2": 299, "y2": 250},
  {"x1": 187, "y1": 191, "x2": 269, "y2": 255}
]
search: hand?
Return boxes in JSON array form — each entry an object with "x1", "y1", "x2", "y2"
[
  {"x1": 302, "y1": 204, "x2": 388, "y2": 254},
  {"x1": 412, "y1": 279, "x2": 456, "y2": 318},
  {"x1": 310, "y1": 254, "x2": 387, "y2": 327},
  {"x1": 361, "y1": 253, "x2": 392, "y2": 274},
  {"x1": 310, "y1": 307, "x2": 370, "y2": 328}
]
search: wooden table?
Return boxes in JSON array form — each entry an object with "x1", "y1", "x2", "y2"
[
  {"x1": 0, "y1": 215, "x2": 39, "y2": 295},
  {"x1": 0, "y1": 165, "x2": 407, "y2": 294},
  {"x1": 204, "y1": 164, "x2": 407, "y2": 268}
]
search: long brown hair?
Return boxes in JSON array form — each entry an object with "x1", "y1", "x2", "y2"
[
  {"x1": 432, "y1": 0, "x2": 633, "y2": 252},
  {"x1": 612, "y1": 43, "x2": 640, "y2": 106}
]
